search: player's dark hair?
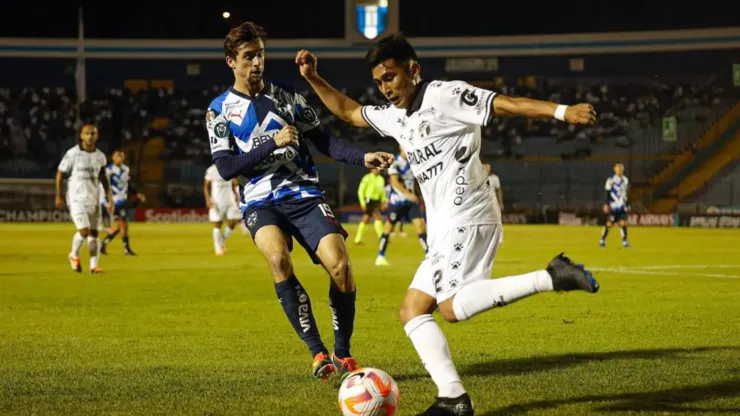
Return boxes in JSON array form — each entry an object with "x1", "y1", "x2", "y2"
[
  {"x1": 365, "y1": 33, "x2": 418, "y2": 69},
  {"x1": 224, "y1": 22, "x2": 267, "y2": 59},
  {"x1": 78, "y1": 123, "x2": 97, "y2": 134}
]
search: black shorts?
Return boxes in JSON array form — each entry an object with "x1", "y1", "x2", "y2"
[
  {"x1": 608, "y1": 209, "x2": 628, "y2": 223},
  {"x1": 387, "y1": 202, "x2": 423, "y2": 225},
  {"x1": 243, "y1": 197, "x2": 348, "y2": 264},
  {"x1": 363, "y1": 199, "x2": 382, "y2": 215}
]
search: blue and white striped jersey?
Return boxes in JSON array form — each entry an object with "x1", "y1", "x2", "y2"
[
  {"x1": 387, "y1": 153, "x2": 417, "y2": 206},
  {"x1": 206, "y1": 83, "x2": 324, "y2": 210},
  {"x1": 605, "y1": 174, "x2": 629, "y2": 211},
  {"x1": 108, "y1": 163, "x2": 131, "y2": 206}
]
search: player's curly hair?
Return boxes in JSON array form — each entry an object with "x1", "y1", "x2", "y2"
[
  {"x1": 224, "y1": 22, "x2": 267, "y2": 59},
  {"x1": 365, "y1": 33, "x2": 418, "y2": 69}
]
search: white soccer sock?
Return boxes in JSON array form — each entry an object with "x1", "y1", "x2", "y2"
[
  {"x1": 404, "y1": 314, "x2": 466, "y2": 398},
  {"x1": 212, "y1": 228, "x2": 223, "y2": 252},
  {"x1": 88, "y1": 237, "x2": 99, "y2": 268},
  {"x1": 452, "y1": 270, "x2": 554, "y2": 321},
  {"x1": 223, "y1": 226, "x2": 233, "y2": 240},
  {"x1": 71, "y1": 232, "x2": 85, "y2": 257}
]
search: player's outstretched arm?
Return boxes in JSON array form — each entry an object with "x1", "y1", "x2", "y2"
[
  {"x1": 296, "y1": 50, "x2": 369, "y2": 128},
  {"x1": 493, "y1": 95, "x2": 596, "y2": 125}
]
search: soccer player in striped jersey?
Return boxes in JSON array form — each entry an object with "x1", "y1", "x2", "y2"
[
  {"x1": 100, "y1": 150, "x2": 146, "y2": 256},
  {"x1": 600, "y1": 162, "x2": 630, "y2": 248},
  {"x1": 376, "y1": 148, "x2": 428, "y2": 266},
  {"x1": 206, "y1": 22, "x2": 394, "y2": 381}
]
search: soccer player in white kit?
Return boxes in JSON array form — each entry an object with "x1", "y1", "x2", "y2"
[
  {"x1": 54, "y1": 124, "x2": 113, "y2": 274},
  {"x1": 297, "y1": 35, "x2": 601, "y2": 415},
  {"x1": 204, "y1": 164, "x2": 242, "y2": 255}
]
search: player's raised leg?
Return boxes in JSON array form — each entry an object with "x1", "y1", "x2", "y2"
[{"x1": 251, "y1": 217, "x2": 333, "y2": 380}]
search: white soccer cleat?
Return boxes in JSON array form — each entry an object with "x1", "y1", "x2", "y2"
[
  {"x1": 375, "y1": 256, "x2": 390, "y2": 266},
  {"x1": 68, "y1": 254, "x2": 81, "y2": 273}
]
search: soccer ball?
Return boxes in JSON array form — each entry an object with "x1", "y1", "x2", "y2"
[{"x1": 338, "y1": 367, "x2": 400, "y2": 416}]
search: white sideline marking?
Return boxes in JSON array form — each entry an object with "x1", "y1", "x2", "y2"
[{"x1": 591, "y1": 265, "x2": 739, "y2": 279}]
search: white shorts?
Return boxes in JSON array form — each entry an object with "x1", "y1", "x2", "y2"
[
  {"x1": 69, "y1": 203, "x2": 102, "y2": 231},
  {"x1": 209, "y1": 201, "x2": 242, "y2": 222},
  {"x1": 409, "y1": 224, "x2": 502, "y2": 303}
]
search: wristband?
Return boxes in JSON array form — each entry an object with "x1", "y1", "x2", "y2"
[{"x1": 554, "y1": 104, "x2": 568, "y2": 121}]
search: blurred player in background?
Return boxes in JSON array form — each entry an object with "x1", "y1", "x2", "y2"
[
  {"x1": 100, "y1": 150, "x2": 146, "y2": 256},
  {"x1": 483, "y1": 162, "x2": 504, "y2": 244},
  {"x1": 376, "y1": 148, "x2": 427, "y2": 266},
  {"x1": 55, "y1": 124, "x2": 113, "y2": 274},
  {"x1": 206, "y1": 22, "x2": 393, "y2": 380},
  {"x1": 355, "y1": 167, "x2": 386, "y2": 244},
  {"x1": 600, "y1": 162, "x2": 630, "y2": 248},
  {"x1": 385, "y1": 183, "x2": 407, "y2": 237},
  {"x1": 204, "y1": 164, "x2": 242, "y2": 256},
  {"x1": 298, "y1": 34, "x2": 599, "y2": 415}
]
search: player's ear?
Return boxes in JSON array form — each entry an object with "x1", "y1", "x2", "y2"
[
  {"x1": 225, "y1": 56, "x2": 236, "y2": 69},
  {"x1": 408, "y1": 61, "x2": 421, "y2": 83}
]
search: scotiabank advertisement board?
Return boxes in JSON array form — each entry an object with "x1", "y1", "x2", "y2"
[{"x1": 134, "y1": 208, "x2": 209, "y2": 223}]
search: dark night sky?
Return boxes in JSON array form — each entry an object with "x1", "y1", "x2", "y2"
[{"x1": 0, "y1": 0, "x2": 734, "y2": 39}]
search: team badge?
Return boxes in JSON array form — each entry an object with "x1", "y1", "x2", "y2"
[
  {"x1": 246, "y1": 211, "x2": 258, "y2": 228},
  {"x1": 214, "y1": 121, "x2": 229, "y2": 139},
  {"x1": 206, "y1": 109, "x2": 216, "y2": 122}
]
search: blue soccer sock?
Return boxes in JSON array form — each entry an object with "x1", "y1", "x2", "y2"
[
  {"x1": 378, "y1": 233, "x2": 390, "y2": 256},
  {"x1": 329, "y1": 285, "x2": 356, "y2": 359},
  {"x1": 418, "y1": 232, "x2": 428, "y2": 254},
  {"x1": 275, "y1": 275, "x2": 327, "y2": 357}
]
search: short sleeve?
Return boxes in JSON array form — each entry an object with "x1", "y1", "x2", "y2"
[
  {"x1": 435, "y1": 80, "x2": 496, "y2": 127},
  {"x1": 294, "y1": 93, "x2": 321, "y2": 133},
  {"x1": 206, "y1": 109, "x2": 233, "y2": 157},
  {"x1": 58, "y1": 150, "x2": 73, "y2": 173},
  {"x1": 361, "y1": 104, "x2": 396, "y2": 138}
]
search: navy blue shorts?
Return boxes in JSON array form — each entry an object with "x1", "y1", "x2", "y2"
[
  {"x1": 608, "y1": 209, "x2": 627, "y2": 223},
  {"x1": 387, "y1": 202, "x2": 423, "y2": 225},
  {"x1": 243, "y1": 197, "x2": 348, "y2": 264}
]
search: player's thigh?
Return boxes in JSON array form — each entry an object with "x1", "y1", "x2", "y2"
[
  {"x1": 412, "y1": 218, "x2": 426, "y2": 234},
  {"x1": 290, "y1": 199, "x2": 348, "y2": 265},
  {"x1": 70, "y1": 204, "x2": 92, "y2": 231},
  {"x1": 436, "y1": 224, "x2": 500, "y2": 304}
]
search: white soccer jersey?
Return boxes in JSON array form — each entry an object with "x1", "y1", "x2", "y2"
[
  {"x1": 488, "y1": 173, "x2": 501, "y2": 190},
  {"x1": 205, "y1": 164, "x2": 236, "y2": 205},
  {"x1": 57, "y1": 145, "x2": 107, "y2": 205},
  {"x1": 387, "y1": 154, "x2": 417, "y2": 205},
  {"x1": 606, "y1": 174, "x2": 629, "y2": 211},
  {"x1": 361, "y1": 80, "x2": 501, "y2": 241}
]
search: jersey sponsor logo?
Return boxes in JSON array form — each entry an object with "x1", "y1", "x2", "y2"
[
  {"x1": 460, "y1": 89, "x2": 478, "y2": 107},
  {"x1": 416, "y1": 161, "x2": 443, "y2": 184},
  {"x1": 253, "y1": 147, "x2": 298, "y2": 170},
  {"x1": 295, "y1": 284, "x2": 312, "y2": 333},
  {"x1": 406, "y1": 143, "x2": 443, "y2": 166},
  {"x1": 453, "y1": 166, "x2": 468, "y2": 206},
  {"x1": 223, "y1": 101, "x2": 248, "y2": 126},
  {"x1": 454, "y1": 146, "x2": 472, "y2": 163},
  {"x1": 418, "y1": 120, "x2": 431, "y2": 138}
]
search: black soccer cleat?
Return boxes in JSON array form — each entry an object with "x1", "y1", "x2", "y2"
[
  {"x1": 100, "y1": 243, "x2": 108, "y2": 255},
  {"x1": 546, "y1": 253, "x2": 600, "y2": 293},
  {"x1": 124, "y1": 249, "x2": 137, "y2": 256},
  {"x1": 416, "y1": 393, "x2": 474, "y2": 416}
]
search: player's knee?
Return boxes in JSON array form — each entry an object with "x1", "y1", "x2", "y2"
[
  {"x1": 327, "y1": 257, "x2": 351, "y2": 288},
  {"x1": 79, "y1": 228, "x2": 90, "y2": 238},
  {"x1": 266, "y1": 252, "x2": 292, "y2": 279},
  {"x1": 399, "y1": 300, "x2": 431, "y2": 326},
  {"x1": 438, "y1": 301, "x2": 459, "y2": 324}
]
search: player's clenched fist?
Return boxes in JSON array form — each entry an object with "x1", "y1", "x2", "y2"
[
  {"x1": 363, "y1": 152, "x2": 395, "y2": 171},
  {"x1": 565, "y1": 103, "x2": 597, "y2": 125},
  {"x1": 274, "y1": 126, "x2": 299, "y2": 148},
  {"x1": 295, "y1": 50, "x2": 318, "y2": 79}
]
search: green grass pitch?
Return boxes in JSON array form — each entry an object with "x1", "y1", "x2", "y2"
[{"x1": 1, "y1": 223, "x2": 738, "y2": 415}]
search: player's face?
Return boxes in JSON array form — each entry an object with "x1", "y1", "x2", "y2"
[
  {"x1": 113, "y1": 151, "x2": 125, "y2": 166},
  {"x1": 228, "y1": 39, "x2": 265, "y2": 86},
  {"x1": 79, "y1": 125, "x2": 99, "y2": 151},
  {"x1": 614, "y1": 164, "x2": 624, "y2": 176},
  {"x1": 371, "y1": 59, "x2": 420, "y2": 109}
]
